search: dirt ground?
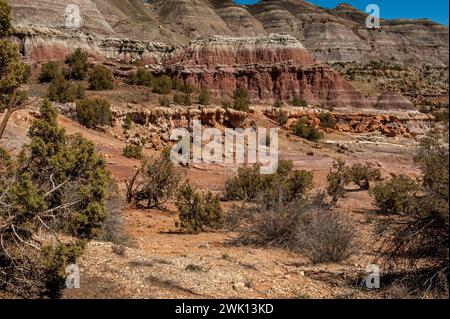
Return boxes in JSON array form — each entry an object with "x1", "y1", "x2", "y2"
[{"x1": 1, "y1": 103, "x2": 421, "y2": 299}]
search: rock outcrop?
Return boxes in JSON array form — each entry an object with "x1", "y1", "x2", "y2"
[{"x1": 166, "y1": 35, "x2": 365, "y2": 107}]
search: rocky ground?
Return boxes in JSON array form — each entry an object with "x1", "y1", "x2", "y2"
[{"x1": 2, "y1": 97, "x2": 425, "y2": 299}]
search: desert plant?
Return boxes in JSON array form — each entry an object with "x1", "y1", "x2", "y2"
[
  {"x1": 64, "y1": 48, "x2": 89, "y2": 80},
  {"x1": 297, "y1": 210, "x2": 359, "y2": 264},
  {"x1": 233, "y1": 87, "x2": 251, "y2": 112},
  {"x1": 173, "y1": 93, "x2": 191, "y2": 106},
  {"x1": 125, "y1": 149, "x2": 182, "y2": 208},
  {"x1": 318, "y1": 112, "x2": 336, "y2": 129},
  {"x1": 88, "y1": 65, "x2": 113, "y2": 90},
  {"x1": 277, "y1": 109, "x2": 288, "y2": 126},
  {"x1": 153, "y1": 75, "x2": 172, "y2": 95},
  {"x1": 123, "y1": 144, "x2": 143, "y2": 160},
  {"x1": 351, "y1": 163, "x2": 381, "y2": 190},
  {"x1": 293, "y1": 117, "x2": 323, "y2": 142},
  {"x1": 127, "y1": 68, "x2": 153, "y2": 87},
  {"x1": 224, "y1": 161, "x2": 313, "y2": 204},
  {"x1": 39, "y1": 61, "x2": 62, "y2": 83},
  {"x1": 290, "y1": 97, "x2": 307, "y2": 107},
  {"x1": 0, "y1": 0, "x2": 12, "y2": 37},
  {"x1": 175, "y1": 183, "x2": 223, "y2": 233},
  {"x1": 371, "y1": 175, "x2": 419, "y2": 215},
  {"x1": 375, "y1": 129, "x2": 449, "y2": 295},
  {"x1": 198, "y1": 89, "x2": 210, "y2": 106},
  {"x1": 326, "y1": 160, "x2": 352, "y2": 205},
  {"x1": 0, "y1": 100, "x2": 110, "y2": 298},
  {"x1": 159, "y1": 95, "x2": 171, "y2": 107},
  {"x1": 122, "y1": 114, "x2": 133, "y2": 130},
  {"x1": 0, "y1": 5, "x2": 27, "y2": 139},
  {"x1": 47, "y1": 74, "x2": 75, "y2": 103},
  {"x1": 75, "y1": 98, "x2": 113, "y2": 129},
  {"x1": 273, "y1": 99, "x2": 284, "y2": 108}
]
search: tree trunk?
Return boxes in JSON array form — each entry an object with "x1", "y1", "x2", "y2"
[{"x1": 0, "y1": 107, "x2": 16, "y2": 139}]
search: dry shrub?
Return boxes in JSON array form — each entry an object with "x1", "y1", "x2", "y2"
[
  {"x1": 297, "y1": 210, "x2": 359, "y2": 264},
  {"x1": 234, "y1": 191, "x2": 359, "y2": 264},
  {"x1": 126, "y1": 149, "x2": 182, "y2": 209},
  {"x1": 375, "y1": 128, "x2": 449, "y2": 296}
]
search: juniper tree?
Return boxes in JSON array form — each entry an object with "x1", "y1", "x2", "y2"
[
  {"x1": 0, "y1": 100, "x2": 111, "y2": 297},
  {"x1": 0, "y1": 0, "x2": 27, "y2": 139}
]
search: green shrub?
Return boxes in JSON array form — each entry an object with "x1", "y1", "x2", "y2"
[
  {"x1": 176, "y1": 183, "x2": 223, "y2": 233},
  {"x1": 224, "y1": 161, "x2": 313, "y2": 204},
  {"x1": 276, "y1": 109, "x2": 288, "y2": 126},
  {"x1": 159, "y1": 95, "x2": 171, "y2": 107},
  {"x1": 326, "y1": 160, "x2": 352, "y2": 205},
  {"x1": 273, "y1": 99, "x2": 284, "y2": 108},
  {"x1": 233, "y1": 87, "x2": 251, "y2": 112},
  {"x1": 75, "y1": 98, "x2": 113, "y2": 128},
  {"x1": 88, "y1": 65, "x2": 114, "y2": 90},
  {"x1": 47, "y1": 74, "x2": 75, "y2": 103},
  {"x1": 127, "y1": 68, "x2": 153, "y2": 87},
  {"x1": 173, "y1": 93, "x2": 191, "y2": 106},
  {"x1": 293, "y1": 117, "x2": 323, "y2": 141},
  {"x1": 318, "y1": 112, "x2": 336, "y2": 129},
  {"x1": 375, "y1": 129, "x2": 449, "y2": 294},
  {"x1": 290, "y1": 97, "x2": 307, "y2": 107},
  {"x1": 221, "y1": 100, "x2": 232, "y2": 109},
  {"x1": 64, "y1": 48, "x2": 89, "y2": 80},
  {"x1": 351, "y1": 163, "x2": 381, "y2": 190},
  {"x1": 73, "y1": 83, "x2": 85, "y2": 100},
  {"x1": 39, "y1": 61, "x2": 61, "y2": 83},
  {"x1": 122, "y1": 114, "x2": 133, "y2": 130},
  {"x1": 123, "y1": 144, "x2": 143, "y2": 160},
  {"x1": 179, "y1": 83, "x2": 194, "y2": 94},
  {"x1": 0, "y1": 100, "x2": 110, "y2": 298},
  {"x1": 198, "y1": 89, "x2": 210, "y2": 106},
  {"x1": 371, "y1": 175, "x2": 419, "y2": 215},
  {"x1": 0, "y1": 0, "x2": 12, "y2": 37},
  {"x1": 153, "y1": 75, "x2": 172, "y2": 95},
  {"x1": 125, "y1": 149, "x2": 182, "y2": 208}
]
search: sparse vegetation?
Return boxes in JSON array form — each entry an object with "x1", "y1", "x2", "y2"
[
  {"x1": 64, "y1": 48, "x2": 89, "y2": 80},
  {"x1": 273, "y1": 99, "x2": 284, "y2": 108},
  {"x1": 39, "y1": 61, "x2": 62, "y2": 83},
  {"x1": 232, "y1": 87, "x2": 251, "y2": 112},
  {"x1": 198, "y1": 89, "x2": 210, "y2": 106},
  {"x1": 153, "y1": 75, "x2": 172, "y2": 95},
  {"x1": 318, "y1": 112, "x2": 336, "y2": 129},
  {"x1": 47, "y1": 73, "x2": 75, "y2": 103},
  {"x1": 88, "y1": 65, "x2": 114, "y2": 90},
  {"x1": 176, "y1": 183, "x2": 223, "y2": 233},
  {"x1": 276, "y1": 109, "x2": 288, "y2": 126},
  {"x1": 75, "y1": 98, "x2": 113, "y2": 128},
  {"x1": 159, "y1": 95, "x2": 171, "y2": 107},
  {"x1": 0, "y1": 1, "x2": 27, "y2": 139},
  {"x1": 123, "y1": 144, "x2": 143, "y2": 160},
  {"x1": 374, "y1": 128, "x2": 449, "y2": 294},
  {"x1": 372, "y1": 175, "x2": 418, "y2": 215},
  {"x1": 126, "y1": 150, "x2": 182, "y2": 208},
  {"x1": 173, "y1": 93, "x2": 191, "y2": 106},
  {"x1": 0, "y1": 100, "x2": 110, "y2": 298},
  {"x1": 290, "y1": 97, "x2": 307, "y2": 107},
  {"x1": 293, "y1": 117, "x2": 323, "y2": 142},
  {"x1": 127, "y1": 68, "x2": 153, "y2": 87},
  {"x1": 224, "y1": 161, "x2": 313, "y2": 205}
]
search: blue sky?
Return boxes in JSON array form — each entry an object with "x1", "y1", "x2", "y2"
[{"x1": 234, "y1": 0, "x2": 449, "y2": 25}]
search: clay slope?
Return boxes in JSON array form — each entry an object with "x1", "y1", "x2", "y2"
[
  {"x1": 166, "y1": 34, "x2": 364, "y2": 107},
  {"x1": 10, "y1": 0, "x2": 114, "y2": 35}
]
